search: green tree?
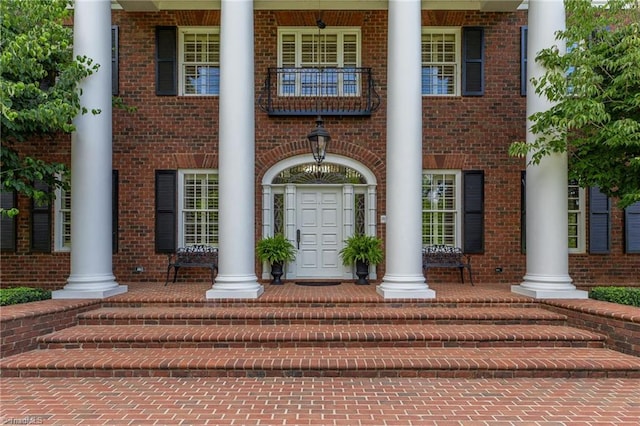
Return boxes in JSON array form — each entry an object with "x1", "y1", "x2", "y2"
[
  {"x1": 510, "y1": 0, "x2": 640, "y2": 208},
  {"x1": 1, "y1": 0, "x2": 98, "y2": 216}
]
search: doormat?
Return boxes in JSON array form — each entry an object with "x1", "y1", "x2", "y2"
[{"x1": 295, "y1": 281, "x2": 341, "y2": 286}]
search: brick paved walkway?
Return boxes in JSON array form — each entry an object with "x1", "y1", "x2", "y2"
[{"x1": 2, "y1": 377, "x2": 639, "y2": 425}]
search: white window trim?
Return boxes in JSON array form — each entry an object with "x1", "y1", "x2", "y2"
[
  {"x1": 277, "y1": 27, "x2": 361, "y2": 68},
  {"x1": 277, "y1": 27, "x2": 362, "y2": 97},
  {"x1": 54, "y1": 180, "x2": 71, "y2": 252},
  {"x1": 177, "y1": 169, "x2": 219, "y2": 247},
  {"x1": 178, "y1": 27, "x2": 220, "y2": 96},
  {"x1": 422, "y1": 170, "x2": 462, "y2": 247},
  {"x1": 421, "y1": 27, "x2": 461, "y2": 97},
  {"x1": 568, "y1": 185, "x2": 586, "y2": 254}
]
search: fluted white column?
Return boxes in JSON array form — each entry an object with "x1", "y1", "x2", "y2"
[
  {"x1": 377, "y1": 0, "x2": 435, "y2": 299},
  {"x1": 512, "y1": 0, "x2": 586, "y2": 299},
  {"x1": 53, "y1": 0, "x2": 126, "y2": 299},
  {"x1": 207, "y1": 0, "x2": 263, "y2": 299}
]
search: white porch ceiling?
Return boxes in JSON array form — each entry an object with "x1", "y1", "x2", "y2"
[{"x1": 113, "y1": 0, "x2": 525, "y2": 12}]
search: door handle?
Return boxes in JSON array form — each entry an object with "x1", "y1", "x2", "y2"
[{"x1": 296, "y1": 229, "x2": 301, "y2": 249}]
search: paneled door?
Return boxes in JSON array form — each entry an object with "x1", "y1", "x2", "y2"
[{"x1": 295, "y1": 187, "x2": 343, "y2": 278}]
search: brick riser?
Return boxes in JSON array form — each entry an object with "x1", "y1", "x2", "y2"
[
  {"x1": 101, "y1": 301, "x2": 543, "y2": 309},
  {"x1": 77, "y1": 306, "x2": 568, "y2": 326},
  {"x1": 3, "y1": 347, "x2": 639, "y2": 379},
  {"x1": 37, "y1": 324, "x2": 605, "y2": 350}
]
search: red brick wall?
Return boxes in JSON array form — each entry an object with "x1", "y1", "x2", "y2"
[
  {"x1": 0, "y1": 300, "x2": 99, "y2": 357},
  {"x1": 1, "y1": 8, "x2": 638, "y2": 288}
]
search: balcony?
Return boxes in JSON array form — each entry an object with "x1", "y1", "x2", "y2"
[{"x1": 258, "y1": 67, "x2": 381, "y2": 116}]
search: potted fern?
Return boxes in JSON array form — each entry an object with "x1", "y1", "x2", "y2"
[
  {"x1": 256, "y1": 234, "x2": 296, "y2": 284},
  {"x1": 339, "y1": 234, "x2": 384, "y2": 285}
]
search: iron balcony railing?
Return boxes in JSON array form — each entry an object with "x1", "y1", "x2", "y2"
[{"x1": 258, "y1": 67, "x2": 381, "y2": 116}]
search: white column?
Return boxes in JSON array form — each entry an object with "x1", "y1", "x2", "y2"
[
  {"x1": 377, "y1": 0, "x2": 435, "y2": 299},
  {"x1": 512, "y1": 0, "x2": 586, "y2": 299},
  {"x1": 207, "y1": 0, "x2": 263, "y2": 299},
  {"x1": 53, "y1": 0, "x2": 127, "y2": 299}
]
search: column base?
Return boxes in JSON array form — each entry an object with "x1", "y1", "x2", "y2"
[
  {"x1": 54, "y1": 274, "x2": 126, "y2": 299},
  {"x1": 512, "y1": 274, "x2": 587, "y2": 299},
  {"x1": 52, "y1": 285, "x2": 128, "y2": 299},
  {"x1": 511, "y1": 285, "x2": 587, "y2": 299},
  {"x1": 206, "y1": 275, "x2": 264, "y2": 299},
  {"x1": 376, "y1": 275, "x2": 436, "y2": 299}
]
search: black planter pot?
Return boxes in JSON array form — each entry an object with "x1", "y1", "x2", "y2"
[
  {"x1": 270, "y1": 262, "x2": 284, "y2": 285},
  {"x1": 355, "y1": 260, "x2": 370, "y2": 285}
]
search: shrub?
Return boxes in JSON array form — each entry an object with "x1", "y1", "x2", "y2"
[
  {"x1": 0, "y1": 287, "x2": 52, "y2": 306},
  {"x1": 589, "y1": 286, "x2": 640, "y2": 307}
]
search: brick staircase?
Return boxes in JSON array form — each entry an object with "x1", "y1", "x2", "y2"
[{"x1": 2, "y1": 286, "x2": 639, "y2": 378}]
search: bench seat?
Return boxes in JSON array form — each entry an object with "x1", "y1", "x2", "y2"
[
  {"x1": 422, "y1": 245, "x2": 474, "y2": 286},
  {"x1": 165, "y1": 245, "x2": 218, "y2": 286}
]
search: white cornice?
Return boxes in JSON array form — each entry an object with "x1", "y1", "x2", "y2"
[{"x1": 113, "y1": 0, "x2": 525, "y2": 12}]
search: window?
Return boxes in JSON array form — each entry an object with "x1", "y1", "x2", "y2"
[
  {"x1": 54, "y1": 183, "x2": 72, "y2": 251},
  {"x1": 178, "y1": 171, "x2": 219, "y2": 246},
  {"x1": 179, "y1": 28, "x2": 220, "y2": 95},
  {"x1": 422, "y1": 27, "x2": 484, "y2": 96},
  {"x1": 278, "y1": 28, "x2": 360, "y2": 97},
  {"x1": 422, "y1": 171, "x2": 461, "y2": 246},
  {"x1": 568, "y1": 181, "x2": 585, "y2": 253},
  {"x1": 422, "y1": 28, "x2": 460, "y2": 95},
  {"x1": 273, "y1": 193, "x2": 285, "y2": 235}
]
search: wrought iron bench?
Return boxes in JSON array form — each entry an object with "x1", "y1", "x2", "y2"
[
  {"x1": 165, "y1": 245, "x2": 218, "y2": 286},
  {"x1": 422, "y1": 245, "x2": 474, "y2": 286}
]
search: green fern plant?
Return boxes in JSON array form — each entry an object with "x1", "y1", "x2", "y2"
[
  {"x1": 339, "y1": 234, "x2": 384, "y2": 266},
  {"x1": 256, "y1": 234, "x2": 296, "y2": 264}
]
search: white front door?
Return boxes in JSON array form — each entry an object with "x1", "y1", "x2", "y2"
[{"x1": 295, "y1": 187, "x2": 343, "y2": 278}]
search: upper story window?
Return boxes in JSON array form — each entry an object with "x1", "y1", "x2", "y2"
[
  {"x1": 278, "y1": 28, "x2": 360, "y2": 97},
  {"x1": 179, "y1": 28, "x2": 220, "y2": 96},
  {"x1": 422, "y1": 171, "x2": 462, "y2": 247},
  {"x1": 422, "y1": 28, "x2": 461, "y2": 96}
]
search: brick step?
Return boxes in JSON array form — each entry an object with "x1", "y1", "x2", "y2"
[
  {"x1": 2, "y1": 347, "x2": 638, "y2": 378},
  {"x1": 38, "y1": 324, "x2": 604, "y2": 349},
  {"x1": 77, "y1": 306, "x2": 568, "y2": 326}
]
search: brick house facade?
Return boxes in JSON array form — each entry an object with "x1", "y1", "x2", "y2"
[{"x1": 1, "y1": 0, "x2": 638, "y2": 298}]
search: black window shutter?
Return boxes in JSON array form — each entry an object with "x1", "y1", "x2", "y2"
[
  {"x1": 462, "y1": 27, "x2": 484, "y2": 96},
  {"x1": 589, "y1": 187, "x2": 610, "y2": 254},
  {"x1": 31, "y1": 181, "x2": 51, "y2": 252},
  {"x1": 156, "y1": 26, "x2": 177, "y2": 96},
  {"x1": 155, "y1": 170, "x2": 177, "y2": 253},
  {"x1": 625, "y1": 201, "x2": 640, "y2": 254},
  {"x1": 112, "y1": 25, "x2": 119, "y2": 96},
  {"x1": 521, "y1": 26, "x2": 528, "y2": 96},
  {"x1": 463, "y1": 170, "x2": 484, "y2": 253},
  {"x1": 1, "y1": 190, "x2": 17, "y2": 252},
  {"x1": 112, "y1": 170, "x2": 119, "y2": 254}
]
